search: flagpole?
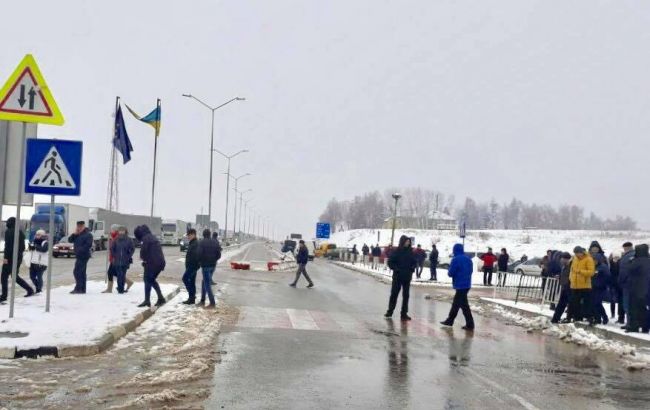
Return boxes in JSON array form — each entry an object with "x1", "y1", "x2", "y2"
[
  {"x1": 106, "y1": 96, "x2": 120, "y2": 280},
  {"x1": 150, "y1": 98, "x2": 160, "y2": 220}
]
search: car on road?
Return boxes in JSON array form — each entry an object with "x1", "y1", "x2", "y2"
[
  {"x1": 53, "y1": 241, "x2": 74, "y2": 258},
  {"x1": 514, "y1": 257, "x2": 542, "y2": 275}
]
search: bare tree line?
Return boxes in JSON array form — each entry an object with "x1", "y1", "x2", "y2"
[{"x1": 319, "y1": 188, "x2": 637, "y2": 232}]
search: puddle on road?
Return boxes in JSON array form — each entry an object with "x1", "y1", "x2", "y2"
[{"x1": 0, "y1": 331, "x2": 28, "y2": 338}]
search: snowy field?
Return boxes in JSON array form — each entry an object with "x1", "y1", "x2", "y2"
[
  {"x1": 0, "y1": 281, "x2": 178, "y2": 350},
  {"x1": 329, "y1": 229, "x2": 650, "y2": 259}
]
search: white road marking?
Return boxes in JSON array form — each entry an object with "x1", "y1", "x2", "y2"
[
  {"x1": 286, "y1": 309, "x2": 319, "y2": 330},
  {"x1": 462, "y1": 366, "x2": 540, "y2": 410}
]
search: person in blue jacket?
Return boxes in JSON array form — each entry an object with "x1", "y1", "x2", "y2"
[
  {"x1": 591, "y1": 253, "x2": 611, "y2": 325},
  {"x1": 68, "y1": 221, "x2": 94, "y2": 294},
  {"x1": 290, "y1": 240, "x2": 314, "y2": 288},
  {"x1": 441, "y1": 243, "x2": 475, "y2": 330},
  {"x1": 110, "y1": 226, "x2": 135, "y2": 294}
]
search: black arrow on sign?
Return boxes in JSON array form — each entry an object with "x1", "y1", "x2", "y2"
[
  {"x1": 28, "y1": 87, "x2": 36, "y2": 110},
  {"x1": 18, "y1": 85, "x2": 26, "y2": 107}
]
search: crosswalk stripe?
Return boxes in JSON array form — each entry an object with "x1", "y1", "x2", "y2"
[{"x1": 286, "y1": 309, "x2": 319, "y2": 330}]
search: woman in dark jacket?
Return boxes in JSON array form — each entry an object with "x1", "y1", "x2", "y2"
[
  {"x1": 134, "y1": 225, "x2": 166, "y2": 307},
  {"x1": 497, "y1": 248, "x2": 509, "y2": 287},
  {"x1": 384, "y1": 235, "x2": 417, "y2": 321}
]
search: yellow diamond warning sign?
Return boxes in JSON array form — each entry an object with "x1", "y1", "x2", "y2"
[{"x1": 0, "y1": 54, "x2": 64, "y2": 125}]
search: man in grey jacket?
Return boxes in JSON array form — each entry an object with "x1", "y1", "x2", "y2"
[{"x1": 618, "y1": 242, "x2": 635, "y2": 328}]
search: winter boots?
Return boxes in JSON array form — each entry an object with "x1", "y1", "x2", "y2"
[{"x1": 102, "y1": 280, "x2": 114, "y2": 293}]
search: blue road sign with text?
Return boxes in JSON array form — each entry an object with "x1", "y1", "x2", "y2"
[
  {"x1": 25, "y1": 138, "x2": 82, "y2": 196},
  {"x1": 316, "y1": 222, "x2": 330, "y2": 239}
]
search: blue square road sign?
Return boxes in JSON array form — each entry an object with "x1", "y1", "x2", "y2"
[
  {"x1": 24, "y1": 138, "x2": 82, "y2": 196},
  {"x1": 316, "y1": 222, "x2": 330, "y2": 239}
]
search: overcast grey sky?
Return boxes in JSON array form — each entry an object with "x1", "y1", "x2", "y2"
[{"x1": 2, "y1": 0, "x2": 650, "y2": 236}]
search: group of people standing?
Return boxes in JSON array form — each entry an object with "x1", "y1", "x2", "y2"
[
  {"x1": 549, "y1": 241, "x2": 650, "y2": 333},
  {"x1": 181, "y1": 228, "x2": 222, "y2": 308},
  {"x1": 361, "y1": 242, "x2": 441, "y2": 281}
]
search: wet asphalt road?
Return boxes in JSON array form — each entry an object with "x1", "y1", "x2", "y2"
[{"x1": 210, "y1": 243, "x2": 650, "y2": 410}]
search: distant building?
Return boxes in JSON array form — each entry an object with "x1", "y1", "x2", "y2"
[{"x1": 382, "y1": 210, "x2": 457, "y2": 230}]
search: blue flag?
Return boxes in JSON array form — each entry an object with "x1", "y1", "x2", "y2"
[{"x1": 113, "y1": 104, "x2": 133, "y2": 164}]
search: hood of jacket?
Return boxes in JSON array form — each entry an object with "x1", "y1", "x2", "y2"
[
  {"x1": 634, "y1": 244, "x2": 649, "y2": 258},
  {"x1": 5, "y1": 217, "x2": 15, "y2": 229},
  {"x1": 453, "y1": 243, "x2": 464, "y2": 256},
  {"x1": 398, "y1": 235, "x2": 410, "y2": 249},
  {"x1": 589, "y1": 241, "x2": 604, "y2": 254},
  {"x1": 134, "y1": 225, "x2": 151, "y2": 241}
]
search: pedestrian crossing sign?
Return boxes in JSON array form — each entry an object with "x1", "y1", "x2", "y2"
[{"x1": 25, "y1": 138, "x2": 82, "y2": 196}]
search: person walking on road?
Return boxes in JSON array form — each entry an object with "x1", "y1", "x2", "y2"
[
  {"x1": 480, "y1": 247, "x2": 497, "y2": 286},
  {"x1": 618, "y1": 242, "x2": 634, "y2": 327},
  {"x1": 552, "y1": 252, "x2": 573, "y2": 323},
  {"x1": 441, "y1": 243, "x2": 475, "y2": 330},
  {"x1": 566, "y1": 246, "x2": 595, "y2": 325},
  {"x1": 290, "y1": 240, "x2": 314, "y2": 288},
  {"x1": 28, "y1": 229, "x2": 49, "y2": 293},
  {"x1": 497, "y1": 248, "x2": 509, "y2": 287},
  {"x1": 68, "y1": 221, "x2": 93, "y2": 294},
  {"x1": 384, "y1": 235, "x2": 416, "y2": 321},
  {"x1": 198, "y1": 229, "x2": 221, "y2": 308},
  {"x1": 135, "y1": 225, "x2": 166, "y2": 307},
  {"x1": 626, "y1": 244, "x2": 650, "y2": 333},
  {"x1": 110, "y1": 226, "x2": 135, "y2": 294},
  {"x1": 414, "y1": 244, "x2": 426, "y2": 279},
  {"x1": 182, "y1": 229, "x2": 200, "y2": 305},
  {"x1": 429, "y1": 244, "x2": 439, "y2": 281},
  {"x1": 371, "y1": 244, "x2": 382, "y2": 270},
  {"x1": 1, "y1": 217, "x2": 34, "y2": 302}
]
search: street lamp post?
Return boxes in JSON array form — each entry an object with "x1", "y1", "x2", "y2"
[
  {"x1": 182, "y1": 94, "x2": 245, "y2": 226},
  {"x1": 213, "y1": 149, "x2": 248, "y2": 241},
  {"x1": 390, "y1": 192, "x2": 402, "y2": 247},
  {"x1": 239, "y1": 193, "x2": 253, "y2": 237},
  {"x1": 226, "y1": 173, "x2": 251, "y2": 239}
]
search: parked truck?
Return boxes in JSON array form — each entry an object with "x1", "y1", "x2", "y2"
[
  {"x1": 29, "y1": 203, "x2": 162, "y2": 250},
  {"x1": 161, "y1": 219, "x2": 188, "y2": 246}
]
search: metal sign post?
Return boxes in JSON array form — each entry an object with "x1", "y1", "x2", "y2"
[
  {"x1": 46, "y1": 194, "x2": 54, "y2": 312},
  {"x1": 8, "y1": 122, "x2": 27, "y2": 318}
]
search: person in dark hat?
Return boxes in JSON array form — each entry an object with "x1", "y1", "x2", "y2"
[
  {"x1": 384, "y1": 235, "x2": 417, "y2": 321},
  {"x1": 68, "y1": 220, "x2": 93, "y2": 294},
  {"x1": 626, "y1": 244, "x2": 650, "y2": 333},
  {"x1": 1, "y1": 217, "x2": 34, "y2": 302},
  {"x1": 552, "y1": 252, "x2": 573, "y2": 323},
  {"x1": 618, "y1": 242, "x2": 634, "y2": 327}
]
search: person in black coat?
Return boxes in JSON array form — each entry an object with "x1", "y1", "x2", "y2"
[
  {"x1": 371, "y1": 244, "x2": 382, "y2": 269},
  {"x1": 497, "y1": 248, "x2": 509, "y2": 287},
  {"x1": 198, "y1": 229, "x2": 221, "y2": 307},
  {"x1": 110, "y1": 227, "x2": 135, "y2": 294},
  {"x1": 552, "y1": 253, "x2": 573, "y2": 323},
  {"x1": 414, "y1": 244, "x2": 426, "y2": 278},
  {"x1": 384, "y1": 235, "x2": 417, "y2": 321},
  {"x1": 1, "y1": 217, "x2": 34, "y2": 302},
  {"x1": 68, "y1": 221, "x2": 93, "y2": 294},
  {"x1": 626, "y1": 244, "x2": 650, "y2": 333},
  {"x1": 182, "y1": 229, "x2": 200, "y2": 304},
  {"x1": 290, "y1": 240, "x2": 314, "y2": 288},
  {"x1": 429, "y1": 244, "x2": 439, "y2": 281},
  {"x1": 608, "y1": 253, "x2": 623, "y2": 323},
  {"x1": 134, "y1": 225, "x2": 166, "y2": 307}
]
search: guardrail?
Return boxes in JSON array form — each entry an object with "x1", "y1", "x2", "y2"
[{"x1": 492, "y1": 273, "x2": 561, "y2": 308}]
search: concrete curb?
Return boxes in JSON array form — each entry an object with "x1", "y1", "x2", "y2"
[
  {"x1": 480, "y1": 298, "x2": 650, "y2": 348},
  {"x1": 8, "y1": 286, "x2": 181, "y2": 359}
]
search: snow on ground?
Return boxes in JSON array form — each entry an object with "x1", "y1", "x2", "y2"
[
  {"x1": 336, "y1": 260, "x2": 488, "y2": 287},
  {"x1": 329, "y1": 228, "x2": 650, "y2": 259},
  {"x1": 482, "y1": 298, "x2": 650, "y2": 370},
  {"x1": 0, "y1": 281, "x2": 177, "y2": 350}
]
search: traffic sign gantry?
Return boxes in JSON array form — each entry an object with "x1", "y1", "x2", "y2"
[
  {"x1": 0, "y1": 54, "x2": 64, "y2": 125},
  {"x1": 25, "y1": 139, "x2": 82, "y2": 196}
]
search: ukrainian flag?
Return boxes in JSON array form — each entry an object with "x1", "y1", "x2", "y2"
[{"x1": 125, "y1": 100, "x2": 161, "y2": 137}]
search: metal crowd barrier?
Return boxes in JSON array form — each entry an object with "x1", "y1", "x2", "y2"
[{"x1": 492, "y1": 273, "x2": 561, "y2": 308}]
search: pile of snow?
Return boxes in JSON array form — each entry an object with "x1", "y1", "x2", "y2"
[
  {"x1": 329, "y1": 229, "x2": 650, "y2": 259},
  {"x1": 0, "y1": 281, "x2": 177, "y2": 350},
  {"x1": 485, "y1": 301, "x2": 650, "y2": 370}
]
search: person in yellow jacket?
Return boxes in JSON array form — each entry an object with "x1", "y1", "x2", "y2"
[{"x1": 566, "y1": 246, "x2": 596, "y2": 325}]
